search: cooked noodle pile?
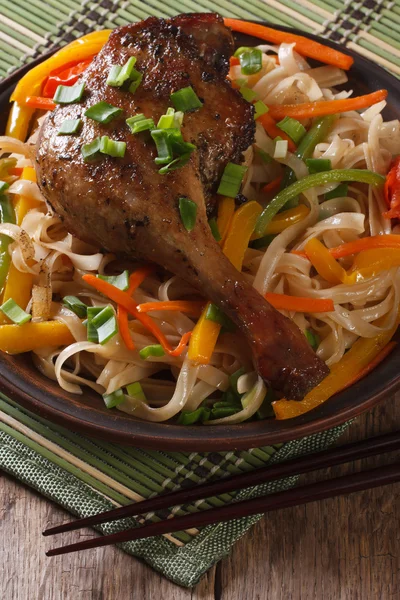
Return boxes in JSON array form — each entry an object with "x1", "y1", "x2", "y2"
[{"x1": 1, "y1": 42, "x2": 399, "y2": 424}]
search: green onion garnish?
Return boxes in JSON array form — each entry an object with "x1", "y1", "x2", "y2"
[
  {"x1": 57, "y1": 119, "x2": 82, "y2": 135},
  {"x1": 157, "y1": 107, "x2": 183, "y2": 129},
  {"x1": 256, "y1": 388, "x2": 275, "y2": 420},
  {"x1": 128, "y1": 72, "x2": 143, "y2": 95},
  {"x1": 305, "y1": 158, "x2": 332, "y2": 174},
  {"x1": 205, "y1": 303, "x2": 235, "y2": 331},
  {"x1": 179, "y1": 197, "x2": 197, "y2": 232},
  {"x1": 103, "y1": 388, "x2": 125, "y2": 409},
  {"x1": 238, "y1": 48, "x2": 262, "y2": 75},
  {"x1": 254, "y1": 100, "x2": 269, "y2": 120},
  {"x1": 254, "y1": 169, "x2": 385, "y2": 236},
  {"x1": 211, "y1": 406, "x2": 241, "y2": 419},
  {"x1": 233, "y1": 46, "x2": 253, "y2": 57},
  {"x1": 239, "y1": 85, "x2": 258, "y2": 103},
  {"x1": 305, "y1": 329, "x2": 320, "y2": 350},
  {"x1": 62, "y1": 295, "x2": 88, "y2": 318},
  {"x1": 151, "y1": 129, "x2": 173, "y2": 164},
  {"x1": 170, "y1": 86, "x2": 203, "y2": 112},
  {"x1": 97, "y1": 270, "x2": 129, "y2": 291},
  {"x1": 217, "y1": 162, "x2": 247, "y2": 198},
  {"x1": 256, "y1": 148, "x2": 273, "y2": 164},
  {"x1": 86, "y1": 306, "x2": 103, "y2": 342},
  {"x1": 106, "y1": 57, "x2": 137, "y2": 87},
  {"x1": 276, "y1": 116, "x2": 306, "y2": 145},
  {"x1": 126, "y1": 114, "x2": 155, "y2": 134},
  {"x1": 0, "y1": 298, "x2": 31, "y2": 324},
  {"x1": 208, "y1": 217, "x2": 221, "y2": 241},
  {"x1": 81, "y1": 137, "x2": 101, "y2": 162},
  {"x1": 0, "y1": 181, "x2": 9, "y2": 193},
  {"x1": 325, "y1": 182, "x2": 349, "y2": 200},
  {"x1": 99, "y1": 136, "x2": 126, "y2": 158},
  {"x1": 177, "y1": 407, "x2": 211, "y2": 425},
  {"x1": 158, "y1": 153, "x2": 192, "y2": 175},
  {"x1": 126, "y1": 381, "x2": 147, "y2": 402},
  {"x1": 84, "y1": 101, "x2": 123, "y2": 124},
  {"x1": 139, "y1": 344, "x2": 165, "y2": 360},
  {"x1": 91, "y1": 305, "x2": 118, "y2": 345},
  {"x1": 229, "y1": 367, "x2": 245, "y2": 395},
  {"x1": 53, "y1": 82, "x2": 85, "y2": 104}
]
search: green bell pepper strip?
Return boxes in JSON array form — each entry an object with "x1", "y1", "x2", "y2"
[
  {"x1": 255, "y1": 169, "x2": 385, "y2": 236},
  {"x1": 280, "y1": 115, "x2": 336, "y2": 207},
  {"x1": 0, "y1": 193, "x2": 16, "y2": 295}
]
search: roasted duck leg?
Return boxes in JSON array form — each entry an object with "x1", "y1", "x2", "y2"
[{"x1": 36, "y1": 13, "x2": 329, "y2": 399}]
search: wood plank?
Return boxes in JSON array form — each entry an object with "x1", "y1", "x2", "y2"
[{"x1": 1, "y1": 392, "x2": 399, "y2": 599}]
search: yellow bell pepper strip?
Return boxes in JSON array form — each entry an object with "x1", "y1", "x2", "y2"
[
  {"x1": 5, "y1": 102, "x2": 36, "y2": 141},
  {"x1": 305, "y1": 237, "x2": 347, "y2": 285},
  {"x1": 188, "y1": 201, "x2": 262, "y2": 364},
  {"x1": 10, "y1": 30, "x2": 111, "y2": 106},
  {"x1": 0, "y1": 166, "x2": 38, "y2": 322},
  {"x1": 216, "y1": 196, "x2": 235, "y2": 244},
  {"x1": 252, "y1": 204, "x2": 310, "y2": 239},
  {"x1": 273, "y1": 305, "x2": 400, "y2": 419},
  {"x1": 0, "y1": 321, "x2": 74, "y2": 354},
  {"x1": 346, "y1": 248, "x2": 400, "y2": 284}
]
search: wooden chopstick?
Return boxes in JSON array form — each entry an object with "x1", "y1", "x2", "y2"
[
  {"x1": 43, "y1": 430, "x2": 400, "y2": 538},
  {"x1": 46, "y1": 460, "x2": 400, "y2": 556}
]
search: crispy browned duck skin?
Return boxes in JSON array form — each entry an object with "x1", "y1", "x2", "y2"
[{"x1": 35, "y1": 13, "x2": 329, "y2": 399}]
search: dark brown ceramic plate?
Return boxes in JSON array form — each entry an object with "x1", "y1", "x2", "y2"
[{"x1": 0, "y1": 22, "x2": 399, "y2": 451}]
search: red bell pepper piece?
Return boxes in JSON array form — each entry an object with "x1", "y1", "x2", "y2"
[
  {"x1": 383, "y1": 156, "x2": 400, "y2": 220},
  {"x1": 42, "y1": 58, "x2": 93, "y2": 98}
]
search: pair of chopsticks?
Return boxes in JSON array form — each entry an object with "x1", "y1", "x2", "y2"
[{"x1": 44, "y1": 430, "x2": 400, "y2": 556}]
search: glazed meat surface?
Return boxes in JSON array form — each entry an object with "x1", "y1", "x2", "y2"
[{"x1": 36, "y1": 13, "x2": 329, "y2": 399}]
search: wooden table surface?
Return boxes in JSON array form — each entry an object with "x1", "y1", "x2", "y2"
[{"x1": 1, "y1": 392, "x2": 399, "y2": 600}]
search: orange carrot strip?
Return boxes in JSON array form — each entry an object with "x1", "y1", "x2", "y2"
[
  {"x1": 224, "y1": 19, "x2": 354, "y2": 70},
  {"x1": 262, "y1": 176, "x2": 283, "y2": 194},
  {"x1": 258, "y1": 112, "x2": 297, "y2": 152},
  {"x1": 127, "y1": 265, "x2": 156, "y2": 293},
  {"x1": 339, "y1": 341, "x2": 396, "y2": 392},
  {"x1": 169, "y1": 331, "x2": 192, "y2": 357},
  {"x1": 268, "y1": 90, "x2": 388, "y2": 120},
  {"x1": 25, "y1": 96, "x2": 56, "y2": 111},
  {"x1": 229, "y1": 56, "x2": 240, "y2": 66},
  {"x1": 117, "y1": 305, "x2": 134, "y2": 351},
  {"x1": 292, "y1": 234, "x2": 400, "y2": 260},
  {"x1": 265, "y1": 293, "x2": 334, "y2": 313},
  {"x1": 82, "y1": 273, "x2": 173, "y2": 353},
  {"x1": 137, "y1": 301, "x2": 205, "y2": 315},
  {"x1": 9, "y1": 167, "x2": 23, "y2": 176}
]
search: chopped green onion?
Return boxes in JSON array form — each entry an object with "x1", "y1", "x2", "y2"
[
  {"x1": 81, "y1": 137, "x2": 101, "y2": 162},
  {"x1": 0, "y1": 181, "x2": 9, "y2": 193},
  {"x1": 128, "y1": 72, "x2": 143, "y2": 94},
  {"x1": 217, "y1": 162, "x2": 247, "y2": 198},
  {"x1": 170, "y1": 86, "x2": 203, "y2": 112},
  {"x1": 254, "y1": 100, "x2": 269, "y2": 120},
  {"x1": 205, "y1": 303, "x2": 235, "y2": 331},
  {"x1": 151, "y1": 129, "x2": 173, "y2": 164},
  {"x1": 126, "y1": 381, "x2": 147, "y2": 402},
  {"x1": 57, "y1": 118, "x2": 81, "y2": 135},
  {"x1": 99, "y1": 136, "x2": 126, "y2": 158},
  {"x1": 91, "y1": 305, "x2": 118, "y2": 345},
  {"x1": 103, "y1": 388, "x2": 125, "y2": 409},
  {"x1": 177, "y1": 407, "x2": 211, "y2": 425},
  {"x1": 234, "y1": 46, "x2": 254, "y2": 57},
  {"x1": 86, "y1": 306, "x2": 103, "y2": 342},
  {"x1": 254, "y1": 169, "x2": 385, "y2": 236},
  {"x1": 211, "y1": 406, "x2": 241, "y2": 419},
  {"x1": 139, "y1": 344, "x2": 165, "y2": 360},
  {"x1": 157, "y1": 107, "x2": 183, "y2": 130},
  {"x1": 273, "y1": 139, "x2": 288, "y2": 159},
  {"x1": 208, "y1": 217, "x2": 221, "y2": 241},
  {"x1": 53, "y1": 82, "x2": 85, "y2": 104},
  {"x1": 305, "y1": 329, "x2": 320, "y2": 350},
  {"x1": 97, "y1": 270, "x2": 129, "y2": 291},
  {"x1": 325, "y1": 182, "x2": 349, "y2": 200},
  {"x1": 238, "y1": 48, "x2": 262, "y2": 75},
  {"x1": 230, "y1": 367, "x2": 245, "y2": 395},
  {"x1": 256, "y1": 148, "x2": 272, "y2": 164},
  {"x1": 276, "y1": 116, "x2": 306, "y2": 144},
  {"x1": 84, "y1": 101, "x2": 123, "y2": 124},
  {"x1": 106, "y1": 57, "x2": 137, "y2": 87},
  {"x1": 168, "y1": 129, "x2": 196, "y2": 156},
  {"x1": 239, "y1": 85, "x2": 258, "y2": 103},
  {"x1": 0, "y1": 298, "x2": 31, "y2": 324},
  {"x1": 179, "y1": 197, "x2": 197, "y2": 232},
  {"x1": 126, "y1": 114, "x2": 155, "y2": 134},
  {"x1": 250, "y1": 234, "x2": 275, "y2": 250},
  {"x1": 306, "y1": 158, "x2": 332, "y2": 174},
  {"x1": 62, "y1": 295, "x2": 87, "y2": 318},
  {"x1": 158, "y1": 153, "x2": 192, "y2": 174},
  {"x1": 256, "y1": 388, "x2": 275, "y2": 420}
]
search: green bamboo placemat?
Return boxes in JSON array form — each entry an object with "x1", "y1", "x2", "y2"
[{"x1": 0, "y1": 0, "x2": 397, "y2": 587}]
